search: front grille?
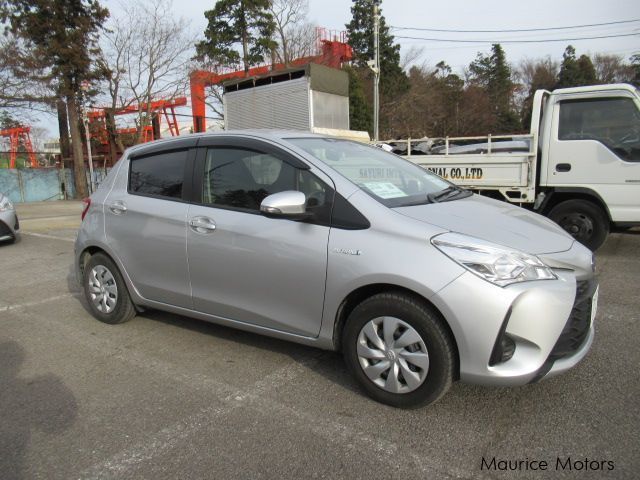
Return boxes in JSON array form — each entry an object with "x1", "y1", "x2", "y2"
[
  {"x1": 529, "y1": 278, "x2": 597, "y2": 383},
  {"x1": 548, "y1": 279, "x2": 597, "y2": 360}
]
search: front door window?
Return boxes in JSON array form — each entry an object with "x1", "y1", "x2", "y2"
[{"x1": 558, "y1": 97, "x2": 640, "y2": 162}]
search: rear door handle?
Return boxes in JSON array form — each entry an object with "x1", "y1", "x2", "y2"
[
  {"x1": 556, "y1": 163, "x2": 572, "y2": 172},
  {"x1": 189, "y1": 216, "x2": 216, "y2": 234},
  {"x1": 108, "y1": 200, "x2": 127, "y2": 215}
]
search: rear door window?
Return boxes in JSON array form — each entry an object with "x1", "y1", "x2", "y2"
[{"x1": 129, "y1": 150, "x2": 188, "y2": 199}]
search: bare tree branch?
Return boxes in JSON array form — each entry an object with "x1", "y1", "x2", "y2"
[
  {"x1": 269, "y1": 0, "x2": 315, "y2": 65},
  {"x1": 98, "y1": 0, "x2": 196, "y2": 140}
]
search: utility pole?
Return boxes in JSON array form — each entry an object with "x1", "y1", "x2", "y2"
[
  {"x1": 372, "y1": 1, "x2": 380, "y2": 141},
  {"x1": 80, "y1": 81, "x2": 96, "y2": 194},
  {"x1": 83, "y1": 114, "x2": 96, "y2": 194}
]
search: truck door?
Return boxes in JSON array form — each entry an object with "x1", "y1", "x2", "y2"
[{"x1": 546, "y1": 93, "x2": 640, "y2": 223}]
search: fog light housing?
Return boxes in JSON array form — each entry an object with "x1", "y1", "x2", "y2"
[
  {"x1": 489, "y1": 334, "x2": 516, "y2": 366},
  {"x1": 489, "y1": 310, "x2": 516, "y2": 366}
]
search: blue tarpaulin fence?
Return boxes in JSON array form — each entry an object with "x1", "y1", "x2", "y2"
[{"x1": 0, "y1": 168, "x2": 110, "y2": 203}]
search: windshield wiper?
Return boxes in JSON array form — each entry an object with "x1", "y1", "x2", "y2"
[{"x1": 427, "y1": 185, "x2": 467, "y2": 203}]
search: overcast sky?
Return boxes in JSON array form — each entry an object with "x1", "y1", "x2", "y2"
[
  {"x1": 35, "y1": 0, "x2": 640, "y2": 137},
  {"x1": 166, "y1": 0, "x2": 640, "y2": 70}
]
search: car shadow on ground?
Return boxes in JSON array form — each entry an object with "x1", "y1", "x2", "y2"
[
  {"x1": 0, "y1": 341, "x2": 78, "y2": 480},
  {"x1": 66, "y1": 261, "x2": 361, "y2": 396},
  {"x1": 64, "y1": 259, "x2": 586, "y2": 413},
  {"x1": 145, "y1": 308, "x2": 359, "y2": 390}
]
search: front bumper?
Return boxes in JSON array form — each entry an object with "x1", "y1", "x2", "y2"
[
  {"x1": 529, "y1": 278, "x2": 597, "y2": 382},
  {"x1": 0, "y1": 209, "x2": 19, "y2": 241},
  {"x1": 429, "y1": 243, "x2": 596, "y2": 386}
]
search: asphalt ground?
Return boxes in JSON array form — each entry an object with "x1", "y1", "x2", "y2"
[{"x1": 1, "y1": 201, "x2": 638, "y2": 480}]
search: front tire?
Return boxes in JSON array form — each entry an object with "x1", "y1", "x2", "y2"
[
  {"x1": 83, "y1": 253, "x2": 136, "y2": 325},
  {"x1": 548, "y1": 199, "x2": 609, "y2": 251},
  {"x1": 342, "y1": 292, "x2": 455, "y2": 409}
]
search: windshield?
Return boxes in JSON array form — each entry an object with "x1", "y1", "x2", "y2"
[{"x1": 288, "y1": 138, "x2": 458, "y2": 207}]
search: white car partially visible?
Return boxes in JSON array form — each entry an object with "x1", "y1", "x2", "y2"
[{"x1": 0, "y1": 193, "x2": 19, "y2": 243}]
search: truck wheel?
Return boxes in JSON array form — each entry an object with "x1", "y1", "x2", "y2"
[
  {"x1": 548, "y1": 200, "x2": 609, "y2": 251},
  {"x1": 342, "y1": 292, "x2": 455, "y2": 409}
]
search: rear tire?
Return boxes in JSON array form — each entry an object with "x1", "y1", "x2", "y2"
[
  {"x1": 83, "y1": 253, "x2": 136, "y2": 325},
  {"x1": 548, "y1": 200, "x2": 609, "y2": 251},
  {"x1": 342, "y1": 292, "x2": 455, "y2": 409}
]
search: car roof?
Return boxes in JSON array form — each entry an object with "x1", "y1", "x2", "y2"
[{"x1": 124, "y1": 130, "x2": 326, "y2": 157}]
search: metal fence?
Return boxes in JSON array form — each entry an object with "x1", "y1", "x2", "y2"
[{"x1": 0, "y1": 167, "x2": 110, "y2": 203}]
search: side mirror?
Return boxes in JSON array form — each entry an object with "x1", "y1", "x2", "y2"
[{"x1": 260, "y1": 191, "x2": 309, "y2": 218}]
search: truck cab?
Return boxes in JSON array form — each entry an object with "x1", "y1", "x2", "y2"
[{"x1": 538, "y1": 84, "x2": 640, "y2": 249}]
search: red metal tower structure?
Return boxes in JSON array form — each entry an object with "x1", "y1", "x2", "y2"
[
  {"x1": 0, "y1": 126, "x2": 37, "y2": 168},
  {"x1": 189, "y1": 29, "x2": 353, "y2": 133},
  {"x1": 88, "y1": 96, "x2": 188, "y2": 144}
]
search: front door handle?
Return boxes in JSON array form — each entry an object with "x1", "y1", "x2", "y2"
[
  {"x1": 108, "y1": 200, "x2": 127, "y2": 215},
  {"x1": 556, "y1": 163, "x2": 572, "y2": 172},
  {"x1": 189, "y1": 216, "x2": 216, "y2": 234}
]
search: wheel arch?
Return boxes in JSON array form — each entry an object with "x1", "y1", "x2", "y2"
[
  {"x1": 332, "y1": 283, "x2": 460, "y2": 379},
  {"x1": 79, "y1": 245, "x2": 108, "y2": 278},
  {"x1": 539, "y1": 187, "x2": 612, "y2": 223},
  {"x1": 78, "y1": 243, "x2": 143, "y2": 308}
]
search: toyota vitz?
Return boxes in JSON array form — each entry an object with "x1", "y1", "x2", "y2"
[{"x1": 75, "y1": 132, "x2": 598, "y2": 408}]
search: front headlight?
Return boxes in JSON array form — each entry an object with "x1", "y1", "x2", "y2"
[
  {"x1": 432, "y1": 232, "x2": 557, "y2": 287},
  {"x1": 0, "y1": 196, "x2": 13, "y2": 212}
]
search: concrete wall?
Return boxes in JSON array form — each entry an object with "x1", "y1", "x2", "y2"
[{"x1": 0, "y1": 168, "x2": 110, "y2": 203}]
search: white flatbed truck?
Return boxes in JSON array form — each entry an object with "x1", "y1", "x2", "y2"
[{"x1": 384, "y1": 83, "x2": 640, "y2": 250}]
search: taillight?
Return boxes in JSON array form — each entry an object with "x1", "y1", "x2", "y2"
[{"x1": 81, "y1": 197, "x2": 91, "y2": 221}]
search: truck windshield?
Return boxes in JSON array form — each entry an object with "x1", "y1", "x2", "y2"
[{"x1": 289, "y1": 138, "x2": 463, "y2": 207}]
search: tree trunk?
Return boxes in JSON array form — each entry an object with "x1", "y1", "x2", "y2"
[
  {"x1": 66, "y1": 94, "x2": 88, "y2": 199},
  {"x1": 281, "y1": 29, "x2": 289, "y2": 66},
  {"x1": 242, "y1": 32, "x2": 249, "y2": 74},
  {"x1": 56, "y1": 99, "x2": 71, "y2": 161},
  {"x1": 239, "y1": 3, "x2": 249, "y2": 73},
  {"x1": 104, "y1": 109, "x2": 120, "y2": 165}
]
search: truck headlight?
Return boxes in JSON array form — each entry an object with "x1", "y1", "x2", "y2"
[{"x1": 432, "y1": 232, "x2": 557, "y2": 287}]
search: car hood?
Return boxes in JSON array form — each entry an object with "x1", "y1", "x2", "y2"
[{"x1": 394, "y1": 194, "x2": 574, "y2": 255}]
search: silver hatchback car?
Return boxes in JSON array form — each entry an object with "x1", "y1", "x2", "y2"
[{"x1": 75, "y1": 132, "x2": 598, "y2": 408}]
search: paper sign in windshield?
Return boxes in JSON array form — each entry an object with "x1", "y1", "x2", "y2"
[{"x1": 364, "y1": 182, "x2": 407, "y2": 199}]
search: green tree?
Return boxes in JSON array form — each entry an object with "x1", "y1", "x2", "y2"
[
  {"x1": 576, "y1": 54, "x2": 597, "y2": 85},
  {"x1": 196, "y1": 0, "x2": 276, "y2": 74},
  {"x1": 557, "y1": 45, "x2": 580, "y2": 88},
  {"x1": 346, "y1": 0, "x2": 408, "y2": 96},
  {"x1": 344, "y1": 66, "x2": 372, "y2": 133},
  {"x1": 469, "y1": 44, "x2": 520, "y2": 132},
  {"x1": 1, "y1": 0, "x2": 108, "y2": 197},
  {"x1": 0, "y1": 110, "x2": 21, "y2": 130},
  {"x1": 557, "y1": 46, "x2": 598, "y2": 88},
  {"x1": 346, "y1": 0, "x2": 409, "y2": 137},
  {"x1": 431, "y1": 61, "x2": 464, "y2": 135}
]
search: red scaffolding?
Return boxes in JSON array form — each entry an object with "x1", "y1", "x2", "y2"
[
  {"x1": 88, "y1": 96, "x2": 188, "y2": 145},
  {"x1": 0, "y1": 126, "x2": 37, "y2": 168}
]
